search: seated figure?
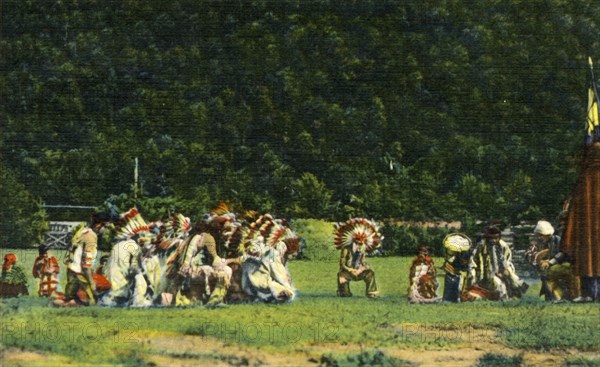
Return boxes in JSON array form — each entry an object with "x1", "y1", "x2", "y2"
[
  {"x1": 463, "y1": 225, "x2": 528, "y2": 301},
  {"x1": 407, "y1": 246, "x2": 440, "y2": 303},
  {"x1": 1, "y1": 253, "x2": 29, "y2": 298}
]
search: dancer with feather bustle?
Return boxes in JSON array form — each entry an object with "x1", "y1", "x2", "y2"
[
  {"x1": 99, "y1": 207, "x2": 157, "y2": 307},
  {"x1": 163, "y1": 218, "x2": 232, "y2": 307},
  {"x1": 238, "y1": 214, "x2": 298, "y2": 303},
  {"x1": 0, "y1": 253, "x2": 29, "y2": 298}
]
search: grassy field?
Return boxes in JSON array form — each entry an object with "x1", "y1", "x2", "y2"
[{"x1": 1, "y1": 248, "x2": 599, "y2": 367}]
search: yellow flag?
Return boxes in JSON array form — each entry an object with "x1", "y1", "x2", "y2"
[{"x1": 587, "y1": 87, "x2": 599, "y2": 135}]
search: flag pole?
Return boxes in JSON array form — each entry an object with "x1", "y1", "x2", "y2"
[
  {"x1": 134, "y1": 157, "x2": 139, "y2": 200},
  {"x1": 589, "y1": 57, "x2": 600, "y2": 105},
  {"x1": 588, "y1": 57, "x2": 600, "y2": 144}
]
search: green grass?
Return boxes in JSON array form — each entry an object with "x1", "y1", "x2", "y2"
[
  {"x1": 1, "y1": 249, "x2": 599, "y2": 366},
  {"x1": 564, "y1": 355, "x2": 600, "y2": 367},
  {"x1": 475, "y1": 353, "x2": 524, "y2": 367},
  {"x1": 318, "y1": 349, "x2": 414, "y2": 367}
]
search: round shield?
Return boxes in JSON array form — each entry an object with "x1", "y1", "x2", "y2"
[{"x1": 443, "y1": 233, "x2": 472, "y2": 252}]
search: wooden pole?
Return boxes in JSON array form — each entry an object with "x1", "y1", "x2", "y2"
[{"x1": 134, "y1": 157, "x2": 139, "y2": 200}]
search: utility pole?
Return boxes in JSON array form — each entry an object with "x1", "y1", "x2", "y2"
[{"x1": 134, "y1": 157, "x2": 139, "y2": 200}]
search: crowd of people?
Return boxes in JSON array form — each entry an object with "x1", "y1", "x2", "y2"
[
  {"x1": 336, "y1": 222, "x2": 531, "y2": 304},
  {"x1": 0, "y1": 203, "x2": 300, "y2": 307},
  {"x1": 401, "y1": 219, "x2": 598, "y2": 304},
  {"x1": 1, "y1": 211, "x2": 598, "y2": 306},
  {"x1": 332, "y1": 217, "x2": 598, "y2": 304}
]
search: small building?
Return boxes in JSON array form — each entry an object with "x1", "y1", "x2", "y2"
[{"x1": 43, "y1": 221, "x2": 85, "y2": 249}]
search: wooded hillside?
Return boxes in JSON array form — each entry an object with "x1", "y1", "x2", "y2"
[{"x1": 2, "y1": 0, "x2": 599, "y2": 245}]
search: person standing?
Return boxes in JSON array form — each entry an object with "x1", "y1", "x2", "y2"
[
  {"x1": 32, "y1": 245, "x2": 64, "y2": 302},
  {"x1": 63, "y1": 213, "x2": 108, "y2": 306},
  {"x1": 558, "y1": 142, "x2": 600, "y2": 302}
]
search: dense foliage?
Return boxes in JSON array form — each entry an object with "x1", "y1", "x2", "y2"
[
  {"x1": 0, "y1": 162, "x2": 48, "y2": 247},
  {"x1": 3, "y1": 0, "x2": 599, "y2": 246}
]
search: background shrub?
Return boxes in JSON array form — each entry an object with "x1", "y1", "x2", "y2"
[
  {"x1": 380, "y1": 224, "x2": 452, "y2": 256},
  {"x1": 292, "y1": 219, "x2": 337, "y2": 261},
  {"x1": 0, "y1": 165, "x2": 48, "y2": 248}
]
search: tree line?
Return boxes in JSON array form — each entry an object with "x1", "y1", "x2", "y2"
[{"x1": 2, "y1": 0, "x2": 599, "y2": 247}]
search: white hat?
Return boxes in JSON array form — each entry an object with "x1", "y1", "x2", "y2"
[{"x1": 534, "y1": 220, "x2": 554, "y2": 236}]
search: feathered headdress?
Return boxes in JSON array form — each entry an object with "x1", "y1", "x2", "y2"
[
  {"x1": 237, "y1": 214, "x2": 299, "y2": 255},
  {"x1": 173, "y1": 213, "x2": 191, "y2": 234},
  {"x1": 264, "y1": 219, "x2": 300, "y2": 254},
  {"x1": 205, "y1": 203, "x2": 237, "y2": 232},
  {"x1": 3, "y1": 253, "x2": 17, "y2": 272},
  {"x1": 210, "y1": 201, "x2": 232, "y2": 216},
  {"x1": 223, "y1": 219, "x2": 244, "y2": 252},
  {"x1": 159, "y1": 213, "x2": 191, "y2": 238},
  {"x1": 237, "y1": 215, "x2": 269, "y2": 254},
  {"x1": 334, "y1": 218, "x2": 383, "y2": 253},
  {"x1": 114, "y1": 207, "x2": 150, "y2": 241}
]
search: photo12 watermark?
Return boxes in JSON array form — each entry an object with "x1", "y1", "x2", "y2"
[
  {"x1": 397, "y1": 323, "x2": 536, "y2": 344},
  {"x1": 1, "y1": 321, "x2": 141, "y2": 344},
  {"x1": 196, "y1": 321, "x2": 339, "y2": 344}
]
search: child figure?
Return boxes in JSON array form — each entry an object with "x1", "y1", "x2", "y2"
[
  {"x1": 32, "y1": 245, "x2": 64, "y2": 302},
  {"x1": 407, "y1": 246, "x2": 440, "y2": 303}
]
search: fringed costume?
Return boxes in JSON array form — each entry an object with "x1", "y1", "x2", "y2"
[
  {"x1": 163, "y1": 228, "x2": 231, "y2": 306},
  {"x1": 32, "y1": 246, "x2": 64, "y2": 303},
  {"x1": 239, "y1": 215, "x2": 298, "y2": 303},
  {"x1": 98, "y1": 208, "x2": 156, "y2": 307},
  {"x1": 334, "y1": 218, "x2": 382, "y2": 298},
  {"x1": 530, "y1": 221, "x2": 576, "y2": 301},
  {"x1": 407, "y1": 247, "x2": 440, "y2": 303},
  {"x1": 464, "y1": 226, "x2": 527, "y2": 301},
  {"x1": 64, "y1": 223, "x2": 99, "y2": 306}
]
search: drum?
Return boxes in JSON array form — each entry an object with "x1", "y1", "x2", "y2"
[{"x1": 93, "y1": 273, "x2": 111, "y2": 292}]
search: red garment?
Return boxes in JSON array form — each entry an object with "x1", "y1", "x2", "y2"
[
  {"x1": 3, "y1": 253, "x2": 16, "y2": 272},
  {"x1": 560, "y1": 142, "x2": 600, "y2": 277},
  {"x1": 32, "y1": 255, "x2": 61, "y2": 297}
]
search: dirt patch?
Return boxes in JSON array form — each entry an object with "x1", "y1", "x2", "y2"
[
  {"x1": 2, "y1": 329, "x2": 596, "y2": 367},
  {"x1": 1, "y1": 347, "x2": 77, "y2": 366},
  {"x1": 143, "y1": 332, "x2": 309, "y2": 366},
  {"x1": 376, "y1": 325, "x2": 588, "y2": 367},
  {"x1": 140, "y1": 330, "x2": 579, "y2": 367}
]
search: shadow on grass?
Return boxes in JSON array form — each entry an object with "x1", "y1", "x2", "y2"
[
  {"x1": 475, "y1": 352, "x2": 524, "y2": 367},
  {"x1": 317, "y1": 349, "x2": 414, "y2": 367}
]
